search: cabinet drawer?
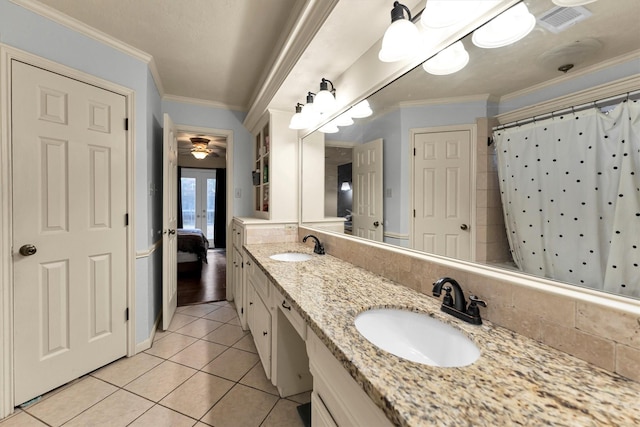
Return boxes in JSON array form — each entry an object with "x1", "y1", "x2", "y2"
[{"x1": 245, "y1": 257, "x2": 270, "y2": 301}]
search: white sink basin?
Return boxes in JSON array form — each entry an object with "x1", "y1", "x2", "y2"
[
  {"x1": 354, "y1": 308, "x2": 480, "y2": 367},
  {"x1": 269, "y1": 252, "x2": 313, "y2": 262}
]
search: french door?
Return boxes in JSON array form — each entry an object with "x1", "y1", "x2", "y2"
[{"x1": 181, "y1": 168, "x2": 216, "y2": 246}]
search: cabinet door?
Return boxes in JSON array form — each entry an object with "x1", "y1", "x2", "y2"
[
  {"x1": 232, "y1": 247, "x2": 245, "y2": 328},
  {"x1": 247, "y1": 281, "x2": 271, "y2": 378},
  {"x1": 312, "y1": 392, "x2": 338, "y2": 427}
]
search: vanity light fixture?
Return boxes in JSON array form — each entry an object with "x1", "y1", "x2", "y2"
[
  {"x1": 190, "y1": 137, "x2": 212, "y2": 160},
  {"x1": 471, "y1": 2, "x2": 536, "y2": 49},
  {"x1": 318, "y1": 121, "x2": 339, "y2": 134},
  {"x1": 420, "y1": 0, "x2": 481, "y2": 29},
  {"x1": 334, "y1": 111, "x2": 354, "y2": 127},
  {"x1": 300, "y1": 92, "x2": 321, "y2": 126},
  {"x1": 288, "y1": 103, "x2": 307, "y2": 130},
  {"x1": 552, "y1": 0, "x2": 597, "y2": 6},
  {"x1": 350, "y1": 99, "x2": 373, "y2": 118},
  {"x1": 378, "y1": 1, "x2": 421, "y2": 62},
  {"x1": 423, "y1": 41, "x2": 469, "y2": 75},
  {"x1": 314, "y1": 78, "x2": 337, "y2": 114}
]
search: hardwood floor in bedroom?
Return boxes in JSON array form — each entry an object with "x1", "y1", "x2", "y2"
[{"x1": 178, "y1": 249, "x2": 226, "y2": 306}]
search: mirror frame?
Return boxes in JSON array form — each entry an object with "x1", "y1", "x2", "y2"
[{"x1": 297, "y1": 0, "x2": 640, "y2": 314}]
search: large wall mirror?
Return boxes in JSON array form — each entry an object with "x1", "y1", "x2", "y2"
[{"x1": 301, "y1": 0, "x2": 640, "y2": 300}]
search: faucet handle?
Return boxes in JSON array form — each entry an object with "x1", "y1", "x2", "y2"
[
  {"x1": 467, "y1": 295, "x2": 487, "y2": 317},
  {"x1": 442, "y1": 286, "x2": 454, "y2": 307}
]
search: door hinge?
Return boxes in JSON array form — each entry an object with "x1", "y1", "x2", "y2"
[
  {"x1": 125, "y1": 213, "x2": 129, "y2": 226},
  {"x1": 125, "y1": 308, "x2": 129, "y2": 321},
  {"x1": 124, "y1": 118, "x2": 129, "y2": 131}
]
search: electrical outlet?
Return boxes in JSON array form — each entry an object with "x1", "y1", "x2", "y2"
[{"x1": 234, "y1": 188, "x2": 242, "y2": 198}]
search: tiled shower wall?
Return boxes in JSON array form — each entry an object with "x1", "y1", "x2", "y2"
[{"x1": 297, "y1": 225, "x2": 640, "y2": 384}]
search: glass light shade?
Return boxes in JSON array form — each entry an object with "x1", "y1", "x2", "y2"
[
  {"x1": 552, "y1": 0, "x2": 597, "y2": 6},
  {"x1": 350, "y1": 100, "x2": 373, "y2": 118},
  {"x1": 314, "y1": 89, "x2": 337, "y2": 114},
  {"x1": 334, "y1": 112, "x2": 354, "y2": 126},
  {"x1": 289, "y1": 112, "x2": 307, "y2": 130},
  {"x1": 378, "y1": 19, "x2": 421, "y2": 62},
  {"x1": 318, "y1": 122, "x2": 339, "y2": 133},
  {"x1": 300, "y1": 103, "x2": 321, "y2": 126},
  {"x1": 421, "y1": 0, "x2": 481, "y2": 29},
  {"x1": 422, "y1": 41, "x2": 469, "y2": 75},
  {"x1": 341, "y1": 182, "x2": 351, "y2": 191},
  {"x1": 191, "y1": 150, "x2": 208, "y2": 160},
  {"x1": 472, "y1": 3, "x2": 536, "y2": 49}
]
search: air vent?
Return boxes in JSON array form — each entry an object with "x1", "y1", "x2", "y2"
[{"x1": 537, "y1": 6, "x2": 592, "y2": 34}]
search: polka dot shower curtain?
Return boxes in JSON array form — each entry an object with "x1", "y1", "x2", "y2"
[{"x1": 495, "y1": 100, "x2": 639, "y2": 298}]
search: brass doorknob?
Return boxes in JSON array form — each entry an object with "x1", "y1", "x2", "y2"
[{"x1": 19, "y1": 244, "x2": 37, "y2": 256}]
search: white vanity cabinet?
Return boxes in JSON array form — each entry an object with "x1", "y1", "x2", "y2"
[
  {"x1": 245, "y1": 255, "x2": 272, "y2": 378},
  {"x1": 231, "y1": 219, "x2": 246, "y2": 329},
  {"x1": 306, "y1": 329, "x2": 392, "y2": 427}
]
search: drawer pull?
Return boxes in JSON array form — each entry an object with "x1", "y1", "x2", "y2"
[
  {"x1": 263, "y1": 331, "x2": 268, "y2": 336},
  {"x1": 249, "y1": 301, "x2": 253, "y2": 305},
  {"x1": 281, "y1": 300, "x2": 291, "y2": 311}
]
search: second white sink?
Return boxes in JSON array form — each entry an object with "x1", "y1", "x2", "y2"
[
  {"x1": 354, "y1": 308, "x2": 480, "y2": 367},
  {"x1": 269, "y1": 252, "x2": 313, "y2": 262}
]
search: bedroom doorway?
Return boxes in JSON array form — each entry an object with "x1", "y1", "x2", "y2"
[{"x1": 175, "y1": 129, "x2": 230, "y2": 306}]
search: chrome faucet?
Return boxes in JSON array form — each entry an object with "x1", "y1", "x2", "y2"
[
  {"x1": 302, "y1": 234, "x2": 325, "y2": 255},
  {"x1": 432, "y1": 277, "x2": 486, "y2": 325}
]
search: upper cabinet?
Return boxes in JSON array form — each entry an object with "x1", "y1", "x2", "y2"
[{"x1": 252, "y1": 111, "x2": 298, "y2": 221}]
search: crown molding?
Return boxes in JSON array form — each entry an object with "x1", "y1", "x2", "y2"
[
  {"x1": 162, "y1": 94, "x2": 245, "y2": 112},
  {"x1": 500, "y1": 49, "x2": 640, "y2": 102},
  {"x1": 243, "y1": 0, "x2": 340, "y2": 132},
  {"x1": 399, "y1": 93, "x2": 493, "y2": 108},
  {"x1": 496, "y1": 74, "x2": 640, "y2": 125},
  {"x1": 11, "y1": 0, "x2": 151, "y2": 63}
]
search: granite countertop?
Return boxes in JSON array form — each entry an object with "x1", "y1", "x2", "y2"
[{"x1": 244, "y1": 242, "x2": 640, "y2": 427}]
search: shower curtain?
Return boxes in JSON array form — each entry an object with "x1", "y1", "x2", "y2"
[{"x1": 495, "y1": 100, "x2": 639, "y2": 297}]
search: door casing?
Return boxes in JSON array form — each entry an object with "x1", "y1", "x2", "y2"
[{"x1": 0, "y1": 45, "x2": 136, "y2": 419}]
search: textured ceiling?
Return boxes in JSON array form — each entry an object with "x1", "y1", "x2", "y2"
[{"x1": 37, "y1": 0, "x2": 301, "y2": 110}]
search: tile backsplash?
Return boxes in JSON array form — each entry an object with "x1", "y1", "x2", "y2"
[{"x1": 298, "y1": 226, "x2": 640, "y2": 383}]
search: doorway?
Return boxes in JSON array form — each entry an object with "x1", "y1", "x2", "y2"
[{"x1": 173, "y1": 130, "x2": 231, "y2": 307}]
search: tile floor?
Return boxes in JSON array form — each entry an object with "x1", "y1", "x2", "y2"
[{"x1": 1, "y1": 301, "x2": 309, "y2": 427}]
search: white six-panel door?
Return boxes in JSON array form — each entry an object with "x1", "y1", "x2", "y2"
[
  {"x1": 352, "y1": 139, "x2": 384, "y2": 242},
  {"x1": 162, "y1": 114, "x2": 178, "y2": 330},
  {"x1": 413, "y1": 130, "x2": 471, "y2": 260},
  {"x1": 12, "y1": 61, "x2": 128, "y2": 404}
]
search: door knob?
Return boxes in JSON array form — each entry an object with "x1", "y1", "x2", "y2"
[
  {"x1": 19, "y1": 244, "x2": 37, "y2": 256},
  {"x1": 460, "y1": 224, "x2": 469, "y2": 231},
  {"x1": 373, "y1": 221, "x2": 380, "y2": 227},
  {"x1": 168, "y1": 229, "x2": 176, "y2": 235}
]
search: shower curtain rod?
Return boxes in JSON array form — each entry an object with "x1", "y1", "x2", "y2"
[{"x1": 493, "y1": 88, "x2": 640, "y2": 133}]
